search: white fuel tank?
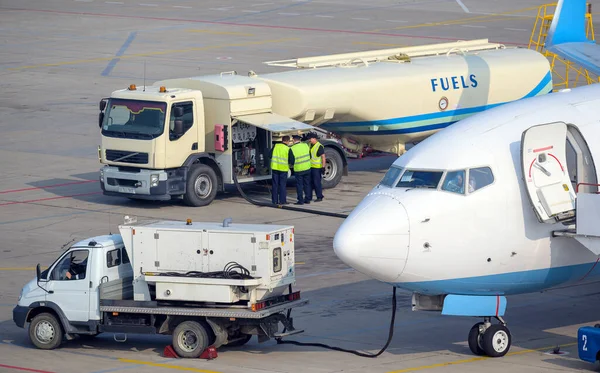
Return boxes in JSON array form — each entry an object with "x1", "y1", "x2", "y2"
[{"x1": 256, "y1": 47, "x2": 552, "y2": 152}]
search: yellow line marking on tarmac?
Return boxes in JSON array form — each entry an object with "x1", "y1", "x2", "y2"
[
  {"x1": 369, "y1": 5, "x2": 540, "y2": 33},
  {"x1": 387, "y1": 342, "x2": 578, "y2": 373},
  {"x1": 118, "y1": 358, "x2": 222, "y2": 372},
  {"x1": 0, "y1": 267, "x2": 38, "y2": 271},
  {"x1": 7, "y1": 38, "x2": 298, "y2": 71},
  {"x1": 296, "y1": 261, "x2": 305, "y2": 265},
  {"x1": 353, "y1": 41, "x2": 407, "y2": 47},
  {"x1": 187, "y1": 29, "x2": 254, "y2": 36}
]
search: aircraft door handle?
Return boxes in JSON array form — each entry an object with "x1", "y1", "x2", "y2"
[{"x1": 533, "y1": 162, "x2": 551, "y2": 176}]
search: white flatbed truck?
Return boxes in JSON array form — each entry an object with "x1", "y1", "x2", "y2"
[{"x1": 13, "y1": 217, "x2": 306, "y2": 358}]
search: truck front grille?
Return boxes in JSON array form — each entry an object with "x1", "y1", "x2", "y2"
[{"x1": 106, "y1": 150, "x2": 149, "y2": 164}]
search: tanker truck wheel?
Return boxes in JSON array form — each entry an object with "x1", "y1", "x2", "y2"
[
  {"x1": 172, "y1": 320, "x2": 209, "y2": 358},
  {"x1": 183, "y1": 164, "x2": 217, "y2": 207},
  {"x1": 322, "y1": 147, "x2": 343, "y2": 189}
]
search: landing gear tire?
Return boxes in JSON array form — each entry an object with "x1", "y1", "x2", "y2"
[
  {"x1": 29, "y1": 313, "x2": 63, "y2": 350},
  {"x1": 468, "y1": 322, "x2": 486, "y2": 356},
  {"x1": 172, "y1": 320, "x2": 209, "y2": 358},
  {"x1": 481, "y1": 324, "x2": 511, "y2": 357},
  {"x1": 183, "y1": 164, "x2": 218, "y2": 207},
  {"x1": 322, "y1": 147, "x2": 343, "y2": 189}
]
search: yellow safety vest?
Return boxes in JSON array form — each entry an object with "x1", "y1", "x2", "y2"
[
  {"x1": 310, "y1": 142, "x2": 323, "y2": 168},
  {"x1": 271, "y1": 143, "x2": 290, "y2": 172},
  {"x1": 291, "y1": 142, "x2": 311, "y2": 172}
]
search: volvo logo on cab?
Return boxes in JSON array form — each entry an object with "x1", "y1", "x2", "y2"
[{"x1": 431, "y1": 74, "x2": 478, "y2": 92}]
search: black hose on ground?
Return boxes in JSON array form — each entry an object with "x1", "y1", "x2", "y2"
[
  {"x1": 232, "y1": 171, "x2": 348, "y2": 219},
  {"x1": 276, "y1": 287, "x2": 397, "y2": 358}
]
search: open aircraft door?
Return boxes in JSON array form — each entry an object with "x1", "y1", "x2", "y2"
[{"x1": 521, "y1": 122, "x2": 576, "y2": 223}]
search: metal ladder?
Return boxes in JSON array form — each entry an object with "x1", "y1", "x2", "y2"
[
  {"x1": 528, "y1": 2, "x2": 598, "y2": 90},
  {"x1": 553, "y1": 183, "x2": 600, "y2": 255},
  {"x1": 263, "y1": 39, "x2": 507, "y2": 69}
]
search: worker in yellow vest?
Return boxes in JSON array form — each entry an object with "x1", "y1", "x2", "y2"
[
  {"x1": 270, "y1": 135, "x2": 294, "y2": 205},
  {"x1": 307, "y1": 133, "x2": 325, "y2": 202},
  {"x1": 290, "y1": 135, "x2": 311, "y2": 205}
]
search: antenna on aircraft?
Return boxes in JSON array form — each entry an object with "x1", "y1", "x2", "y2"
[{"x1": 143, "y1": 60, "x2": 146, "y2": 92}]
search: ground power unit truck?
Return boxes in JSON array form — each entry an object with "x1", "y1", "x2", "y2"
[
  {"x1": 97, "y1": 39, "x2": 552, "y2": 206},
  {"x1": 13, "y1": 217, "x2": 306, "y2": 358}
]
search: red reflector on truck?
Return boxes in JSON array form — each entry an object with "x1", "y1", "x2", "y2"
[{"x1": 288, "y1": 291, "x2": 301, "y2": 301}]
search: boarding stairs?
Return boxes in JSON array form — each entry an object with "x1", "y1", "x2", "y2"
[
  {"x1": 263, "y1": 39, "x2": 507, "y2": 69},
  {"x1": 528, "y1": 2, "x2": 598, "y2": 90},
  {"x1": 553, "y1": 183, "x2": 600, "y2": 255}
]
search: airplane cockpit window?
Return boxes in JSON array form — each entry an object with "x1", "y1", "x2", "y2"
[
  {"x1": 380, "y1": 166, "x2": 404, "y2": 187},
  {"x1": 396, "y1": 170, "x2": 443, "y2": 189},
  {"x1": 442, "y1": 170, "x2": 466, "y2": 194},
  {"x1": 467, "y1": 167, "x2": 494, "y2": 193}
]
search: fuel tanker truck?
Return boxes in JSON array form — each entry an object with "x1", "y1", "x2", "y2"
[{"x1": 97, "y1": 39, "x2": 552, "y2": 207}]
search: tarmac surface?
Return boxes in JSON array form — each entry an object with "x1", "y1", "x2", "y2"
[{"x1": 2, "y1": 0, "x2": 600, "y2": 372}]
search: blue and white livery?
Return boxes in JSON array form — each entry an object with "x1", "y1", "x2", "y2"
[
  {"x1": 260, "y1": 39, "x2": 552, "y2": 154},
  {"x1": 333, "y1": 0, "x2": 600, "y2": 358}
]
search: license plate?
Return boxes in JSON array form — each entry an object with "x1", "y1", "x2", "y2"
[{"x1": 118, "y1": 187, "x2": 136, "y2": 194}]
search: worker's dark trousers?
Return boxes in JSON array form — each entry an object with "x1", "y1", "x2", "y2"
[
  {"x1": 294, "y1": 170, "x2": 311, "y2": 203},
  {"x1": 272, "y1": 170, "x2": 288, "y2": 204},
  {"x1": 310, "y1": 168, "x2": 324, "y2": 200}
]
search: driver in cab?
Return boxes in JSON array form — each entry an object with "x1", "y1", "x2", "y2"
[{"x1": 64, "y1": 261, "x2": 86, "y2": 280}]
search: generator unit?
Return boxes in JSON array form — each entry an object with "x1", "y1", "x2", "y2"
[{"x1": 118, "y1": 217, "x2": 295, "y2": 305}]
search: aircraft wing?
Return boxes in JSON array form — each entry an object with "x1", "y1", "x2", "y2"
[{"x1": 545, "y1": 0, "x2": 600, "y2": 76}]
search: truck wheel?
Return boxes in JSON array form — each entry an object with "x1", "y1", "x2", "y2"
[
  {"x1": 227, "y1": 334, "x2": 252, "y2": 347},
  {"x1": 183, "y1": 164, "x2": 218, "y2": 207},
  {"x1": 172, "y1": 320, "x2": 209, "y2": 358},
  {"x1": 29, "y1": 313, "x2": 63, "y2": 350},
  {"x1": 322, "y1": 147, "x2": 343, "y2": 189}
]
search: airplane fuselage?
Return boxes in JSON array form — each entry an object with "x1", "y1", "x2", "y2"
[{"x1": 334, "y1": 84, "x2": 600, "y2": 296}]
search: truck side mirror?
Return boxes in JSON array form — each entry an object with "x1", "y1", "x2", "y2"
[
  {"x1": 99, "y1": 99, "x2": 107, "y2": 111},
  {"x1": 98, "y1": 112, "x2": 105, "y2": 128},
  {"x1": 173, "y1": 106, "x2": 184, "y2": 118},
  {"x1": 36, "y1": 263, "x2": 41, "y2": 282},
  {"x1": 174, "y1": 120, "x2": 184, "y2": 136}
]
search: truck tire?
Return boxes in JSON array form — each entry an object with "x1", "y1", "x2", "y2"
[
  {"x1": 29, "y1": 313, "x2": 63, "y2": 350},
  {"x1": 322, "y1": 147, "x2": 343, "y2": 189},
  {"x1": 183, "y1": 164, "x2": 218, "y2": 207},
  {"x1": 172, "y1": 320, "x2": 209, "y2": 358}
]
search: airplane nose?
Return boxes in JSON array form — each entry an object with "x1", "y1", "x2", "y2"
[{"x1": 333, "y1": 192, "x2": 410, "y2": 283}]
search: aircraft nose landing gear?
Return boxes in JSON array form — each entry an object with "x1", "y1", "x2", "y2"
[{"x1": 468, "y1": 316, "x2": 512, "y2": 357}]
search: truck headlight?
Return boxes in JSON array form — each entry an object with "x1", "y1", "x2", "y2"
[
  {"x1": 99, "y1": 169, "x2": 104, "y2": 182},
  {"x1": 150, "y1": 174, "x2": 159, "y2": 187}
]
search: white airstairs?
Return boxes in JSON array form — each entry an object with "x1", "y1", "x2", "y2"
[{"x1": 553, "y1": 183, "x2": 600, "y2": 255}]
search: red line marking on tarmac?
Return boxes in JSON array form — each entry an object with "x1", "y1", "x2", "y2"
[
  {"x1": 0, "y1": 192, "x2": 102, "y2": 206},
  {"x1": 0, "y1": 364, "x2": 55, "y2": 373},
  {"x1": 0, "y1": 180, "x2": 96, "y2": 194},
  {"x1": 0, "y1": 7, "x2": 527, "y2": 46}
]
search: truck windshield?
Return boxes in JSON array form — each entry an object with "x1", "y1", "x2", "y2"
[{"x1": 102, "y1": 99, "x2": 167, "y2": 140}]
